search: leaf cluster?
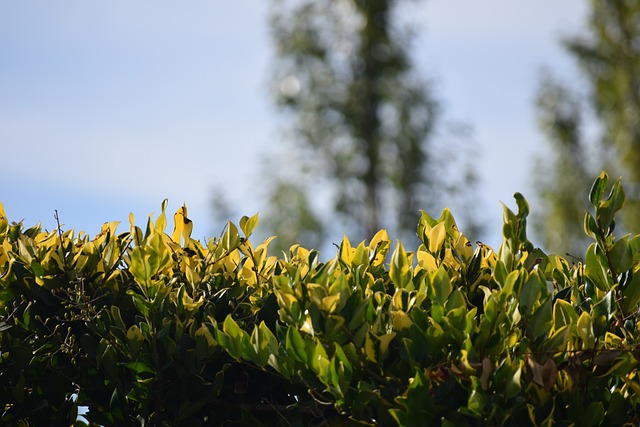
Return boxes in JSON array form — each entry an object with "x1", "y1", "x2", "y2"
[{"x1": 2, "y1": 173, "x2": 640, "y2": 426}]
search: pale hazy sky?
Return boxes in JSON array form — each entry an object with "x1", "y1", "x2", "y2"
[{"x1": 0, "y1": 1, "x2": 588, "y2": 248}]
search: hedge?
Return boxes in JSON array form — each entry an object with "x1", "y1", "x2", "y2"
[{"x1": 1, "y1": 171, "x2": 640, "y2": 426}]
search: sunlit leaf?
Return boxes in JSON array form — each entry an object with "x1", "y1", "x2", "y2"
[
  {"x1": 390, "y1": 241, "x2": 412, "y2": 288},
  {"x1": 429, "y1": 222, "x2": 446, "y2": 254},
  {"x1": 239, "y1": 213, "x2": 259, "y2": 238},
  {"x1": 589, "y1": 171, "x2": 608, "y2": 207},
  {"x1": 577, "y1": 312, "x2": 595, "y2": 348}
]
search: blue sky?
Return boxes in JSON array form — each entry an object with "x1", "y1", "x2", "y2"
[{"x1": 0, "y1": 1, "x2": 588, "y2": 248}]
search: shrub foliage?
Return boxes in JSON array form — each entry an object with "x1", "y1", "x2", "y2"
[{"x1": 2, "y1": 172, "x2": 640, "y2": 426}]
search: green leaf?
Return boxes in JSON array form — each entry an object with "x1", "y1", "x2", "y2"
[
  {"x1": 593, "y1": 290, "x2": 614, "y2": 321},
  {"x1": 30, "y1": 260, "x2": 44, "y2": 279},
  {"x1": 576, "y1": 312, "x2": 595, "y2": 348},
  {"x1": 128, "y1": 246, "x2": 151, "y2": 284},
  {"x1": 531, "y1": 298, "x2": 553, "y2": 339},
  {"x1": 390, "y1": 241, "x2": 412, "y2": 288},
  {"x1": 597, "y1": 179, "x2": 625, "y2": 231},
  {"x1": 610, "y1": 238, "x2": 633, "y2": 274},
  {"x1": 629, "y1": 235, "x2": 640, "y2": 263},
  {"x1": 621, "y1": 270, "x2": 640, "y2": 314},
  {"x1": 519, "y1": 271, "x2": 542, "y2": 315},
  {"x1": 493, "y1": 260, "x2": 508, "y2": 287},
  {"x1": 429, "y1": 266, "x2": 452, "y2": 305},
  {"x1": 542, "y1": 325, "x2": 570, "y2": 352},
  {"x1": 578, "y1": 402, "x2": 605, "y2": 427},
  {"x1": 252, "y1": 321, "x2": 279, "y2": 367},
  {"x1": 553, "y1": 299, "x2": 578, "y2": 330},
  {"x1": 501, "y1": 203, "x2": 517, "y2": 230},
  {"x1": 110, "y1": 305, "x2": 126, "y2": 332},
  {"x1": 494, "y1": 358, "x2": 523, "y2": 399},
  {"x1": 239, "y1": 213, "x2": 259, "y2": 238},
  {"x1": 285, "y1": 326, "x2": 307, "y2": 364},
  {"x1": 330, "y1": 343, "x2": 352, "y2": 398},
  {"x1": 501, "y1": 270, "x2": 521, "y2": 301},
  {"x1": 389, "y1": 370, "x2": 433, "y2": 426},
  {"x1": 124, "y1": 361, "x2": 155, "y2": 377},
  {"x1": 592, "y1": 290, "x2": 614, "y2": 337},
  {"x1": 98, "y1": 343, "x2": 119, "y2": 379},
  {"x1": 466, "y1": 386, "x2": 486, "y2": 416},
  {"x1": 445, "y1": 288, "x2": 466, "y2": 311},
  {"x1": 310, "y1": 340, "x2": 330, "y2": 383},
  {"x1": 585, "y1": 244, "x2": 611, "y2": 291},
  {"x1": 514, "y1": 192, "x2": 530, "y2": 218},
  {"x1": 589, "y1": 171, "x2": 608, "y2": 207},
  {"x1": 417, "y1": 210, "x2": 438, "y2": 244},
  {"x1": 148, "y1": 233, "x2": 171, "y2": 272},
  {"x1": 220, "y1": 315, "x2": 248, "y2": 361},
  {"x1": 195, "y1": 324, "x2": 218, "y2": 361},
  {"x1": 222, "y1": 221, "x2": 240, "y2": 252},
  {"x1": 583, "y1": 211, "x2": 600, "y2": 239}
]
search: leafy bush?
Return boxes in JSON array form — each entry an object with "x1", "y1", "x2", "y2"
[{"x1": 2, "y1": 172, "x2": 640, "y2": 426}]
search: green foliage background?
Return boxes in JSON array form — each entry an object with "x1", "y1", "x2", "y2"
[
  {"x1": 534, "y1": 0, "x2": 640, "y2": 254},
  {"x1": 258, "y1": 0, "x2": 481, "y2": 251},
  {"x1": 2, "y1": 173, "x2": 640, "y2": 426}
]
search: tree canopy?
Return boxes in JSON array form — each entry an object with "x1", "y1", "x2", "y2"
[
  {"x1": 262, "y1": 0, "x2": 480, "y2": 250},
  {"x1": 534, "y1": 0, "x2": 640, "y2": 253}
]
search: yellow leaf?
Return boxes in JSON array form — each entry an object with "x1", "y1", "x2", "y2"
[
  {"x1": 182, "y1": 288, "x2": 204, "y2": 311},
  {"x1": 321, "y1": 294, "x2": 341, "y2": 313},
  {"x1": 155, "y1": 199, "x2": 168, "y2": 233},
  {"x1": 182, "y1": 217, "x2": 193, "y2": 245},
  {"x1": 365, "y1": 333, "x2": 377, "y2": 362},
  {"x1": 127, "y1": 324, "x2": 144, "y2": 343},
  {"x1": 94, "y1": 221, "x2": 120, "y2": 245},
  {"x1": 429, "y1": 222, "x2": 446, "y2": 253},
  {"x1": 239, "y1": 213, "x2": 259, "y2": 237},
  {"x1": 301, "y1": 315, "x2": 314, "y2": 336},
  {"x1": 353, "y1": 242, "x2": 367, "y2": 266},
  {"x1": 185, "y1": 265, "x2": 201, "y2": 285},
  {"x1": 416, "y1": 250, "x2": 437, "y2": 272},
  {"x1": 480, "y1": 245, "x2": 498, "y2": 269},
  {"x1": 392, "y1": 310, "x2": 413, "y2": 331},
  {"x1": 443, "y1": 248, "x2": 460, "y2": 268},
  {"x1": 275, "y1": 291, "x2": 297, "y2": 313},
  {"x1": 455, "y1": 235, "x2": 473, "y2": 259},
  {"x1": 307, "y1": 283, "x2": 327, "y2": 308},
  {"x1": 339, "y1": 235, "x2": 353, "y2": 264},
  {"x1": 577, "y1": 312, "x2": 595, "y2": 348},
  {"x1": 242, "y1": 257, "x2": 257, "y2": 286},
  {"x1": 195, "y1": 324, "x2": 218, "y2": 348},
  {"x1": 172, "y1": 206, "x2": 185, "y2": 243},
  {"x1": 295, "y1": 245, "x2": 309, "y2": 261},
  {"x1": 621, "y1": 376, "x2": 640, "y2": 396},
  {"x1": 17, "y1": 238, "x2": 33, "y2": 265},
  {"x1": 378, "y1": 332, "x2": 396, "y2": 354},
  {"x1": 254, "y1": 236, "x2": 277, "y2": 266},
  {"x1": 459, "y1": 349, "x2": 475, "y2": 373},
  {"x1": 0, "y1": 240, "x2": 12, "y2": 266},
  {"x1": 369, "y1": 229, "x2": 389, "y2": 249}
]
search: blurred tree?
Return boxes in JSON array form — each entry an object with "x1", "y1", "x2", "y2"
[
  {"x1": 262, "y1": 0, "x2": 481, "y2": 250},
  {"x1": 533, "y1": 73, "x2": 592, "y2": 256},
  {"x1": 534, "y1": 0, "x2": 640, "y2": 253}
]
